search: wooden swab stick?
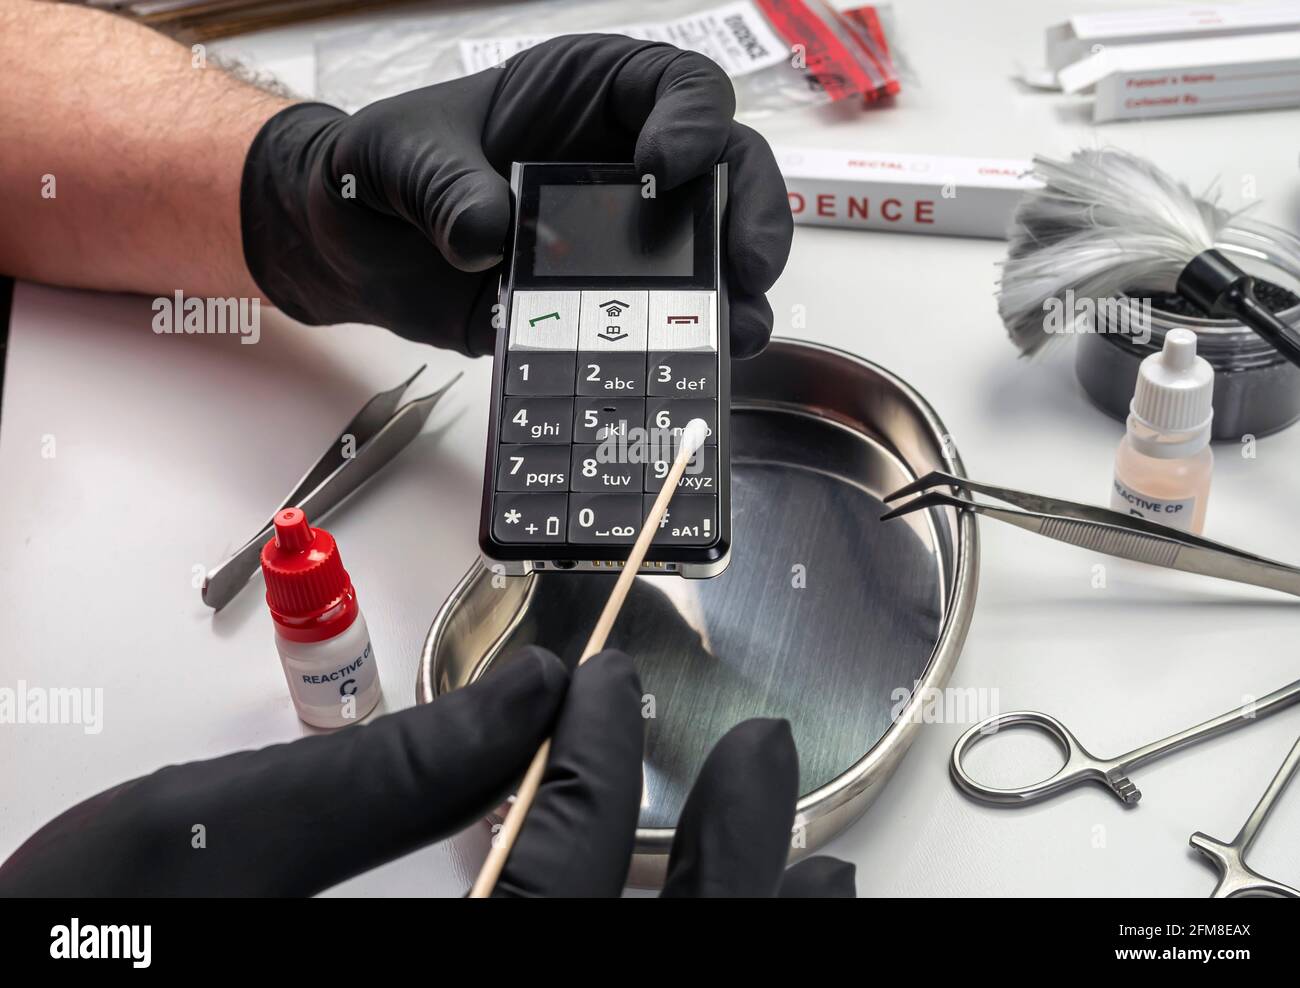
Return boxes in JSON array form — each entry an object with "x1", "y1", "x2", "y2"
[{"x1": 469, "y1": 418, "x2": 712, "y2": 898}]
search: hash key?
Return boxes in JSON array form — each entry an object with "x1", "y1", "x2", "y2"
[{"x1": 645, "y1": 494, "x2": 718, "y2": 546}]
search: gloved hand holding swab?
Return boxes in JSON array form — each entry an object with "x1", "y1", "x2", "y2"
[{"x1": 469, "y1": 419, "x2": 711, "y2": 898}]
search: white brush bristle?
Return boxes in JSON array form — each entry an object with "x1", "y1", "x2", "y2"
[
  {"x1": 680, "y1": 418, "x2": 710, "y2": 455},
  {"x1": 998, "y1": 148, "x2": 1230, "y2": 356}
]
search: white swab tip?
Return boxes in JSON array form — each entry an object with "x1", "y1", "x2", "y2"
[{"x1": 681, "y1": 418, "x2": 710, "y2": 455}]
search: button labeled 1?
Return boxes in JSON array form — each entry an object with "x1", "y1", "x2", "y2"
[{"x1": 505, "y1": 352, "x2": 575, "y2": 396}]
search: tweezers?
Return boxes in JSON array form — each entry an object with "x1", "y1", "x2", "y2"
[
  {"x1": 201, "y1": 365, "x2": 461, "y2": 610},
  {"x1": 881, "y1": 470, "x2": 1300, "y2": 599}
]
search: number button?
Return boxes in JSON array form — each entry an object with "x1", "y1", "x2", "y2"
[
  {"x1": 496, "y1": 444, "x2": 569, "y2": 492},
  {"x1": 645, "y1": 494, "x2": 718, "y2": 546},
  {"x1": 645, "y1": 398, "x2": 717, "y2": 445},
  {"x1": 501, "y1": 397, "x2": 573, "y2": 444},
  {"x1": 493, "y1": 493, "x2": 568, "y2": 544},
  {"x1": 576, "y1": 353, "x2": 646, "y2": 396},
  {"x1": 567, "y1": 493, "x2": 644, "y2": 545},
  {"x1": 573, "y1": 398, "x2": 644, "y2": 444},
  {"x1": 648, "y1": 352, "x2": 716, "y2": 397},
  {"x1": 505, "y1": 352, "x2": 575, "y2": 395},
  {"x1": 646, "y1": 445, "x2": 717, "y2": 494},
  {"x1": 570, "y1": 445, "x2": 643, "y2": 493}
]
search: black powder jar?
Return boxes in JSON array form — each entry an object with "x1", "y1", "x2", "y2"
[{"x1": 1075, "y1": 217, "x2": 1300, "y2": 441}]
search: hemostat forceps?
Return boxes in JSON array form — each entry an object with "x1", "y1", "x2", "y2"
[
  {"x1": 881, "y1": 469, "x2": 1300, "y2": 599},
  {"x1": 949, "y1": 678, "x2": 1300, "y2": 806},
  {"x1": 1189, "y1": 733, "x2": 1300, "y2": 898},
  {"x1": 201, "y1": 365, "x2": 461, "y2": 610}
]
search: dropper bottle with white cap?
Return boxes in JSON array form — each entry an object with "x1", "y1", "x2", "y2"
[{"x1": 1110, "y1": 327, "x2": 1215, "y2": 534}]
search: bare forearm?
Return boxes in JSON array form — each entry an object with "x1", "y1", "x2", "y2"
[{"x1": 0, "y1": 1, "x2": 292, "y2": 298}]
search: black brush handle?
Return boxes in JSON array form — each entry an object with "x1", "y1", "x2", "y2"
[{"x1": 1179, "y1": 250, "x2": 1300, "y2": 369}]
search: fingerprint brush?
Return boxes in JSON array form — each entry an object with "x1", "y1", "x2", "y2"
[{"x1": 998, "y1": 148, "x2": 1300, "y2": 368}]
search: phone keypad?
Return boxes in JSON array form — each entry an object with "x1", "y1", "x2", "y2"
[{"x1": 492, "y1": 289, "x2": 721, "y2": 552}]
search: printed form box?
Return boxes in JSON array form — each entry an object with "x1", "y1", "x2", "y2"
[{"x1": 774, "y1": 147, "x2": 1040, "y2": 239}]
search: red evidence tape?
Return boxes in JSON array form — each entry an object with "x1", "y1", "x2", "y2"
[{"x1": 753, "y1": 0, "x2": 878, "y2": 101}]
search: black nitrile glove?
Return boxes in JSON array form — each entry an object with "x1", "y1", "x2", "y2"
[
  {"x1": 241, "y1": 34, "x2": 793, "y2": 358},
  {"x1": 0, "y1": 647, "x2": 853, "y2": 898}
]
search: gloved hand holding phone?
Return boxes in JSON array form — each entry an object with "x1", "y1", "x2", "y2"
[
  {"x1": 241, "y1": 34, "x2": 793, "y2": 358},
  {"x1": 0, "y1": 647, "x2": 853, "y2": 898}
]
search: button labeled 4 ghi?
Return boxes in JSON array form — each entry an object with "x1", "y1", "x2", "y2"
[{"x1": 501, "y1": 397, "x2": 573, "y2": 443}]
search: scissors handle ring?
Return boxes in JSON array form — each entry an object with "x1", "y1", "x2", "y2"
[{"x1": 951, "y1": 710, "x2": 1104, "y2": 805}]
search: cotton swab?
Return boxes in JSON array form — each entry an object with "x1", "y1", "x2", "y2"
[{"x1": 468, "y1": 418, "x2": 712, "y2": 898}]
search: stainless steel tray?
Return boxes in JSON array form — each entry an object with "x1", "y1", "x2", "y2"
[{"x1": 417, "y1": 338, "x2": 979, "y2": 886}]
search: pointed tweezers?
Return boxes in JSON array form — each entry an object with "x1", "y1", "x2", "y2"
[
  {"x1": 201, "y1": 366, "x2": 462, "y2": 610},
  {"x1": 881, "y1": 470, "x2": 1300, "y2": 599}
]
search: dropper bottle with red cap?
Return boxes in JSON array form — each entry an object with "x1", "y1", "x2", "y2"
[{"x1": 260, "y1": 507, "x2": 382, "y2": 728}]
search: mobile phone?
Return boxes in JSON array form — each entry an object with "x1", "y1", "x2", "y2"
[{"x1": 479, "y1": 162, "x2": 731, "y2": 578}]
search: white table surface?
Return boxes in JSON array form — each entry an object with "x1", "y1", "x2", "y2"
[{"x1": 3, "y1": 0, "x2": 1300, "y2": 897}]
